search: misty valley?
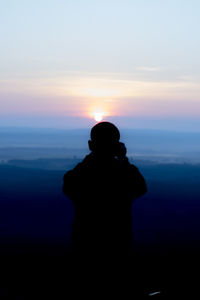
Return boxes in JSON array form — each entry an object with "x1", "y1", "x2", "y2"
[{"x1": 1, "y1": 128, "x2": 200, "y2": 297}]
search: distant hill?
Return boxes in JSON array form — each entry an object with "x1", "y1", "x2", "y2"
[{"x1": 7, "y1": 158, "x2": 81, "y2": 170}]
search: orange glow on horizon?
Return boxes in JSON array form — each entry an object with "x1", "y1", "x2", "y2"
[
  {"x1": 93, "y1": 112, "x2": 104, "y2": 122},
  {"x1": 87, "y1": 100, "x2": 112, "y2": 123}
]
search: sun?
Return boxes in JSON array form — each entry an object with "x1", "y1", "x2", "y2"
[{"x1": 93, "y1": 112, "x2": 104, "y2": 122}]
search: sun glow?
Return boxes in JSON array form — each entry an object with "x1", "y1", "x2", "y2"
[{"x1": 93, "y1": 112, "x2": 104, "y2": 122}]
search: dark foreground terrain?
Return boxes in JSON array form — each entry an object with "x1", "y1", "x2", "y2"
[{"x1": 1, "y1": 160, "x2": 200, "y2": 298}]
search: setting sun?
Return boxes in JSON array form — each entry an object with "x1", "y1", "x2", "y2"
[{"x1": 94, "y1": 112, "x2": 104, "y2": 122}]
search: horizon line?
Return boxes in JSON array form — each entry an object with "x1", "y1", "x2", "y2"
[{"x1": 1, "y1": 125, "x2": 200, "y2": 134}]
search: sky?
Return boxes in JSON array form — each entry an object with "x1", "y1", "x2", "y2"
[{"x1": 1, "y1": 0, "x2": 200, "y2": 130}]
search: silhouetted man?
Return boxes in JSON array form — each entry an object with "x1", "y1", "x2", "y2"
[{"x1": 63, "y1": 122, "x2": 147, "y2": 263}]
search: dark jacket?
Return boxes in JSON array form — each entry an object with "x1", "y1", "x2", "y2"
[{"x1": 63, "y1": 153, "x2": 147, "y2": 255}]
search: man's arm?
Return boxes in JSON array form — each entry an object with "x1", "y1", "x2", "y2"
[
  {"x1": 63, "y1": 155, "x2": 92, "y2": 201},
  {"x1": 63, "y1": 164, "x2": 82, "y2": 201},
  {"x1": 120, "y1": 157, "x2": 147, "y2": 200},
  {"x1": 130, "y1": 164, "x2": 147, "y2": 198},
  {"x1": 115, "y1": 142, "x2": 147, "y2": 199},
  {"x1": 63, "y1": 170, "x2": 74, "y2": 199}
]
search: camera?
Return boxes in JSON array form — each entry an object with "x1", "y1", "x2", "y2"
[{"x1": 115, "y1": 142, "x2": 127, "y2": 159}]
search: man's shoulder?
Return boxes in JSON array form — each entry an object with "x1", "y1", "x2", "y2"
[
  {"x1": 116, "y1": 157, "x2": 139, "y2": 171},
  {"x1": 64, "y1": 155, "x2": 91, "y2": 176}
]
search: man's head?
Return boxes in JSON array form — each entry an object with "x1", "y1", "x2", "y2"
[{"x1": 88, "y1": 122, "x2": 120, "y2": 157}]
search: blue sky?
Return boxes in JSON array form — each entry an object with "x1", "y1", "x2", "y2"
[{"x1": 1, "y1": 0, "x2": 200, "y2": 129}]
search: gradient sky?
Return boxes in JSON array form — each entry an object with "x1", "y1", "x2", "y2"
[{"x1": 1, "y1": 0, "x2": 200, "y2": 130}]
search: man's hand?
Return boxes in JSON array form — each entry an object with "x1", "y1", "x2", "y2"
[{"x1": 116, "y1": 142, "x2": 127, "y2": 160}]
